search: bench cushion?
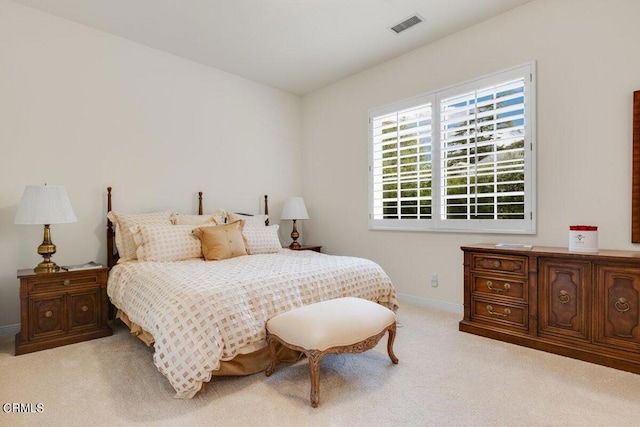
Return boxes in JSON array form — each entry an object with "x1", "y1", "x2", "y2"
[{"x1": 266, "y1": 297, "x2": 396, "y2": 352}]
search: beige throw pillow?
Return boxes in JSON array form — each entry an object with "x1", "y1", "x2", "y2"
[{"x1": 193, "y1": 221, "x2": 248, "y2": 261}]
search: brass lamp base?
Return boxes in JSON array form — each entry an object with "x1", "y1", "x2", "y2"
[
  {"x1": 289, "y1": 219, "x2": 301, "y2": 249},
  {"x1": 35, "y1": 261, "x2": 60, "y2": 273},
  {"x1": 34, "y1": 224, "x2": 59, "y2": 273}
]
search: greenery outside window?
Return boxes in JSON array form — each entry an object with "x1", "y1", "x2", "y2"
[{"x1": 369, "y1": 62, "x2": 536, "y2": 234}]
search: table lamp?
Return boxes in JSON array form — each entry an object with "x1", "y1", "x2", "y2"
[
  {"x1": 281, "y1": 197, "x2": 309, "y2": 249},
  {"x1": 14, "y1": 184, "x2": 77, "y2": 272}
]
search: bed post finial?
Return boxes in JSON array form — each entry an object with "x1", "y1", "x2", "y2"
[
  {"x1": 198, "y1": 191, "x2": 203, "y2": 215},
  {"x1": 264, "y1": 195, "x2": 269, "y2": 226},
  {"x1": 107, "y1": 186, "x2": 115, "y2": 270}
]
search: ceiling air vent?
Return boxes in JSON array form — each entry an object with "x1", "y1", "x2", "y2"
[{"x1": 389, "y1": 14, "x2": 424, "y2": 34}]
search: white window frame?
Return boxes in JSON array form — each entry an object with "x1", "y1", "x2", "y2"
[{"x1": 368, "y1": 62, "x2": 536, "y2": 234}]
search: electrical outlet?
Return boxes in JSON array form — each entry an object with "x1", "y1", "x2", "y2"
[{"x1": 431, "y1": 274, "x2": 438, "y2": 288}]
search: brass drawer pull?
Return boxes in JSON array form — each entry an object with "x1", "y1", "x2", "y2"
[
  {"x1": 558, "y1": 290, "x2": 571, "y2": 304},
  {"x1": 81, "y1": 305, "x2": 89, "y2": 312},
  {"x1": 493, "y1": 260, "x2": 501, "y2": 268},
  {"x1": 615, "y1": 298, "x2": 630, "y2": 313},
  {"x1": 487, "y1": 281, "x2": 511, "y2": 293},
  {"x1": 487, "y1": 305, "x2": 511, "y2": 318},
  {"x1": 44, "y1": 310, "x2": 53, "y2": 318},
  {"x1": 63, "y1": 279, "x2": 71, "y2": 286}
]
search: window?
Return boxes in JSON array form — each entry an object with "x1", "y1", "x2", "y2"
[{"x1": 369, "y1": 63, "x2": 535, "y2": 234}]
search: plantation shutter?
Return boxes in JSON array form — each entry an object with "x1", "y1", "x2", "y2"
[
  {"x1": 439, "y1": 78, "x2": 526, "y2": 221},
  {"x1": 368, "y1": 62, "x2": 535, "y2": 233},
  {"x1": 371, "y1": 101, "x2": 433, "y2": 221}
]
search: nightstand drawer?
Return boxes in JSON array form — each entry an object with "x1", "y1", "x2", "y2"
[{"x1": 26, "y1": 272, "x2": 101, "y2": 293}]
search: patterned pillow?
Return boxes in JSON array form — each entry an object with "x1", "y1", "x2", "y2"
[
  {"x1": 171, "y1": 214, "x2": 217, "y2": 226},
  {"x1": 193, "y1": 221, "x2": 248, "y2": 261},
  {"x1": 227, "y1": 212, "x2": 268, "y2": 227},
  {"x1": 243, "y1": 225, "x2": 282, "y2": 254},
  {"x1": 107, "y1": 211, "x2": 173, "y2": 262},
  {"x1": 132, "y1": 224, "x2": 205, "y2": 261}
]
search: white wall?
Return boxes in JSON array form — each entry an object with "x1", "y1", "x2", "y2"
[
  {"x1": 302, "y1": 0, "x2": 640, "y2": 310},
  {"x1": 0, "y1": 1, "x2": 302, "y2": 329}
]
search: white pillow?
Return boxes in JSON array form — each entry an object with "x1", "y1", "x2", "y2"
[
  {"x1": 211, "y1": 208, "x2": 229, "y2": 225},
  {"x1": 171, "y1": 214, "x2": 217, "y2": 226},
  {"x1": 132, "y1": 224, "x2": 205, "y2": 261},
  {"x1": 228, "y1": 212, "x2": 269, "y2": 228},
  {"x1": 107, "y1": 211, "x2": 173, "y2": 262},
  {"x1": 243, "y1": 225, "x2": 282, "y2": 254}
]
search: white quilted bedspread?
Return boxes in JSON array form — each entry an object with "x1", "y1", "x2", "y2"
[{"x1": 107, "y1": 249, "x2": 398, "y2": 398}]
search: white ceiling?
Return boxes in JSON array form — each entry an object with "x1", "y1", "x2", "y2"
[{"x1": 11, "y1": 0, "x2": 533, "y2": 95}]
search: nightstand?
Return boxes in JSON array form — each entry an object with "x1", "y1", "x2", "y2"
[
  {"x1": 15, "y1": 267, "x2": 112, "y2": 355},
  {"x1": 289, "y1": 245, "x2": 322, "y2": 253}
]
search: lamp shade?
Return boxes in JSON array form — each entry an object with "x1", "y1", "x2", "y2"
[
  {"x1": 281, "y1": 197, "x2": 309, "y2": 220},
  {"x1": 14, "y1": 185, "x2": 77, "y2": 225}
]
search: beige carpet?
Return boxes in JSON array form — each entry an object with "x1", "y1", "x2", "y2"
[{"x1": 1, "y1": 303, "x2": 640, "y2": 426}]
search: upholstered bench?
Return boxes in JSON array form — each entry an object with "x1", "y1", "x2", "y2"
[{"x1": 265, "y1": 297, "x2": 398, "y2": 407}]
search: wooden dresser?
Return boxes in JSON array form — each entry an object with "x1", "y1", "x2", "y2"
[
  {"x1": 15, "y1": 267, "x2": 112, "y2": 355},
  {"x1": 460, "y1": 244, "x2": 640, "y2": 373}
]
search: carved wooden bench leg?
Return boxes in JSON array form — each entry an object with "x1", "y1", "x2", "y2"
[
  {"x1": 265, "y1": 330, "x2": 278, "y2": 377},
  {"x1": 387, "y1": 323, "x2": 399, "y2": 364},
  {"x1": 307, "y1": 350, "x2": 323, "y2": 408}
]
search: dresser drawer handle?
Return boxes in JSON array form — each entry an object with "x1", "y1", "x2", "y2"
[
  {"x1": 44, "y1": 310, "x2": 53, "y2": 318},
  {"x1": 558, "y1": 290, "x2": 571, "y2": 304},
  {"x1": 63, "y1": 279, "x2": 71, "y2": 286},
  {"x1": 615, "y1": 298, "x2": 630, "y2": 313},
  {"x1": 487, "y1": 281, "x2": 511, "y2": 293},
  {"x1": 492, "y1": 260, "x2": 501, "y2": 268},
  {"x1": 487, "y1": 305, "x2": 511, "y2": 318},
  {"x1": 81, "y1": 305, "x2": 89, "y2": 312}
]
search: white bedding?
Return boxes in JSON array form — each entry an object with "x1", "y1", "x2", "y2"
[{"x1": 107, "y1": 249, "x2": 398, "y2": 398}]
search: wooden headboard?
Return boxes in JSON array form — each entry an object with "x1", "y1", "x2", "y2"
[{"x1": 106, "y1": 187, "x2": 269, "y2": 269}]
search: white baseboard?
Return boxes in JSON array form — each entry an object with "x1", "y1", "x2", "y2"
[
  {"x1": 397, "y1": 293, "x2": 463, "y2": 315},
  {"x1": 0, "y1": 298, "x2": 461, "y2": 336},
  {"x1": 0, "y1": 324, "x2": 20, "y2": 338}
]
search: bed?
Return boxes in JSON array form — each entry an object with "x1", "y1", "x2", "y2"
[{"x1": 105, "y1": 187, "x2": 398, "y2": 398}]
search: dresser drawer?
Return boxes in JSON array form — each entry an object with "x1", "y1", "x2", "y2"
[
  {"x1": 26, "y1": 272, "x2": 102, "y2": 293},
  {"x1": 471, "y1": 274, "x2": 527, "y2": 301},
  {"x1": 471, "y1": 253, "x2": 527, "y2": 276},
  {"x1": 471, "y1": 297, "x2": 528, "y2": 331}
]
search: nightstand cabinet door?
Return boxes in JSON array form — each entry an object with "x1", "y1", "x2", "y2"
[
  {"x1": 30, "y1": 295, "x2": 65, "y2": 339},
  {"x1": 69, "y1": 291, "x2": 99, "y2": 331},
  {"x1": 15, "y1": 268, "x2": 112, "y2": 355}
]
